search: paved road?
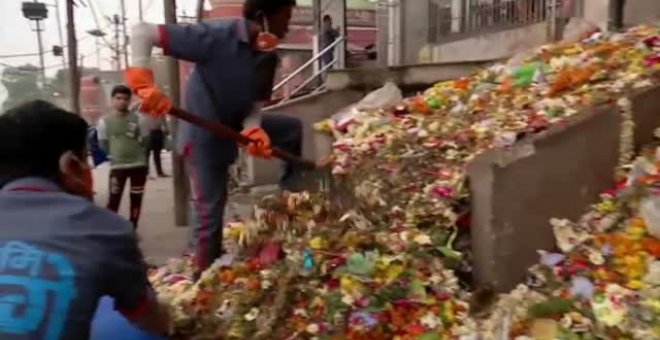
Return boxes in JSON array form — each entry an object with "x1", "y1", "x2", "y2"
[
  {"x1": 92, "y1": 153, "x2": 189, "y2": 264},
  {"x1": 92, "y1": 152, "x2": 278, "y2": 265}
]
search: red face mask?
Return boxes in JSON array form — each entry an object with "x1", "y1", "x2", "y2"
[
  {"x1": 82, "y1": 166, "x2": 94, "y2": 199},
  {"x1": 256, "y1": 18, "x2": 279, "y2": 52}
]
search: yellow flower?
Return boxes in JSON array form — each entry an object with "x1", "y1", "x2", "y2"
[
  {"x1": 309, "y1": 236, "x2": 328, "y2": 250},
  {"x1": 626, "y1": 279, "x2": 644, "y2": 290},
  {"x1": 625, "y1": 222, "x2": 647, "y2": 240},
  {"x1": 645, "y1": 299, "x2": 660, "y2": 313},
  {"x1": 595, "y1": 200, "x2": 616, "y2": 214},
  {"x1": 383, "y1": 264, "x2": 405, "y2": 284},
  {"x1": 340, "y1": 276, "x2": 364, "y2": 295}
]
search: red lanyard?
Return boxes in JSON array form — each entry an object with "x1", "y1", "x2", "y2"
[{"x1": 6, "y1": 186, "x2": 53, "y2": 192}]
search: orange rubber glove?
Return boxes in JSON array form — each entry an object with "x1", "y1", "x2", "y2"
[
  {"x1": 125, "y1": 67, "x2": 172, "y2": 117},
  {"x1": 241, "y1": 127, "x2": 272, "y2": 158}
]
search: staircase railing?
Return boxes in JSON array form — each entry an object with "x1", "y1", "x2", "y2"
[
  {"x1": 270, "y1": 36, "x2": 346, "y2": 106},
  {"x1": 429, "y1": 0, "x2": 552, "y2": 43}
]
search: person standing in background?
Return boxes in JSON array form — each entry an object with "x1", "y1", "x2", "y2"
[
  {"x1": 139, "y1": 112, "x2": 169, "y2": 178},
  {"x1": 554, "y1": 0, "x2": 576, "y2": 41},
  {"x1": 611, "y1": 0, "x2": 627, "y2": 31},
  {"x1": 98, "y1": 85, "x2": 149, "y2": 228},
  {"x1": 321, "y1": 14, "x2": 339, "y2": 69}
]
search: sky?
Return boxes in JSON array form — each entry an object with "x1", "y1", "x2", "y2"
[{"x1": 0, "y1": 0, "x2": 205, "y2": 103}]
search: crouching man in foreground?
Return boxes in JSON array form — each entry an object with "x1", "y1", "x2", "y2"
[{"x1": 0, "y1": 100, "x2": 170, "y2": 339}]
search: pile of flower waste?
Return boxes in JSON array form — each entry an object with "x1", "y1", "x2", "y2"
[
  {"x1": 151, "y1": 192, "x2": 476, "y2": 339},
  {"x1": 478, "y1": 143, "x2": 660, "y2": 339},
  {"x1": 314, "y1": 24, "x2": 659, "y2": 280},
  {"x1": 149, "y1": 25, "x2": 660, "y2": 339}
]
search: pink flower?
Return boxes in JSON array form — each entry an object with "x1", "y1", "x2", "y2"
[
  {"x1": 325, "y1": 278, "x2": 340, "y2": 289},
  {"x1": 355, "y1": 297, "x2": 371, "y2": 308},
  {"x1": 643, "y1": 36, "x2": 660, "y2": 48},
  {"x1": 644, "y1": 54, "x2": 660, "y2": 68},
  {"x1": 432, "y1": 186, "x2": 454, "y2": 198}
]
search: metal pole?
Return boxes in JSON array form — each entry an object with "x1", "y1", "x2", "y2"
[
  {"x1": 164, "y1": 0, "x2": 189, "y2": 227},
  {"x1": 114, "y1": 14, "x2": 121, "y2": 70},
  {"x1": 95, "y1": 36, "x2": 101, "y2": 69},
  {"x1": 195, "y1": 0, "x2": 204, "y2": 21},
  {"x1": 312, "y1": 0, "x2": 321, "y2": 75},
  {"x1": 53, "y1": 0, "x2": 67, "y2": 68},
  {"x1": 138, "y1": 0, "x2": 144, "y2": 22},
  {"x1": 338, "y1": 0, "x2": 347, "y2": 69},
  {"x1": 66, "y1": 0, "x2": 80, "y2": 114},
  {"x1": 387, "y1": 0, "x2": 396, "y2": 66},
  {"x1": 120, "y1": 0, "x2": 129, "y2": 69},
  {"x1": 35, "y1": 19, "x2": 47, "y2": 84}
]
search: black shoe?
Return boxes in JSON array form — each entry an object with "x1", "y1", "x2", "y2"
[{"x1": 157, "y1": 173, "x2": 169, "y2": 178}]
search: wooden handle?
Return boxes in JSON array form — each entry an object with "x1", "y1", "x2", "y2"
[{"x1": 168, "y1": 107, "x2": 319, "y2": 170}]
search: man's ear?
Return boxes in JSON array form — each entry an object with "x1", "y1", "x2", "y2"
[
  {"x1": 58, "y1": 150, "x2": 94, "y2": 199},
  {"x1": 58, "y1": 151, "x2": 85, "y2": 177}
]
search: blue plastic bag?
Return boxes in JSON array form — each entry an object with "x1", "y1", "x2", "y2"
[
  {"x1": 87, "y1": 126, "x2": 108, "y2": 167},
  {"x1": 90, "y1": 296, "x2": 164, "y2": 340}
]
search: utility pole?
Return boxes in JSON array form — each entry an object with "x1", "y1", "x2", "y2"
[
  {"x1": 120, "y1": 0, "x2": 129, "y2": 68},
  {"x1": 195, "y1": 0, "x2": 204, "y2": 22},
  {"x1": 165, "y1": 0, "x2": 188, "y2": 226},
  {"x1": 21, "y1": 2, "x2": 48, "y2": 84},
  {"x1": 113, "y1": 14, "x2": 121, "y2": 70},
  {"x1": 138, "y1": 0, "x2": 144, "y2": 21},
  {"x1": 66, "y1": 0, "x2": 80, "y2": 114},
  {"x1": 53, "y1": 0, "x2": 66, "y2": 69},
  {"x1": 35, "y1": 18, "x2": 46, "y2": 82}
]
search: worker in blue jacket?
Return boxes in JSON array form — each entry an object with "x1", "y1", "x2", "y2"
[{"x1": 125, "y1": 0, "x2": 302, "y2": 276}]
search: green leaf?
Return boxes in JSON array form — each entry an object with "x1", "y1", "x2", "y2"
[
  {"x1": 436, "y1": 246, "x2": 462, "y2": 260},
  {"x1": 417, "y1": 332, "x2": 441, "y2": 340},
  {"x1": 409, "y1": 279, "x2": 427, "y2": 299},
  {"x1": 528, "y1": 298, "x2": 575, "y2": 318},
  {"x1": 346, "y1": 251, "x2": 378, "y2": 276}
]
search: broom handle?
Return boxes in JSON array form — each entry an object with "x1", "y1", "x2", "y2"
[{"x1": 168, "y1": 107, "x2": 318, "y2": 170}]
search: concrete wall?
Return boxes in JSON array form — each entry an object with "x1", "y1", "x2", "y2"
[
  {"x1": 583, "y1": 0, "x2": 660, "y2": 31},
  {"x1": 468, "y1": 86, "x2": 660, "y2": 292},
  {"x1": 424, "y1": 22, "x2": 548, "y2": 63},
  {"x1": 402, "y1": 0, "x2": 431, "y2": 65},
  {"x1": 583, "y1": 0, "x2": 612, "y2": 31},
  {"x1": 325, "y1": 59, "x2": 499, "y2": 92},
  {"x1": 625, "y1": 0, "x2": 660, "y2": 26}
]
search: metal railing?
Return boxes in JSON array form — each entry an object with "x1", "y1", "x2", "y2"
[
  {"x1": 271, "y1": 36, "x2": 346, "y2": 104},
  {"x1": 429, "y1": 0, "x2": 550, "y2": 43}
]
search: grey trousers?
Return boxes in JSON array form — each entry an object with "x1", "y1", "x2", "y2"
[{"x1": 186, "y1": 113, "x2": 303, "y2": 272}]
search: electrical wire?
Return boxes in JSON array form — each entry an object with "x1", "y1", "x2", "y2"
[
  {"x1": 87, "y1": 0, "x2": 114, "y2": 48},
  {"x1": 0, "y1": 61, "x2": 63, "y2": 73},
  {"x1": 0, "y1": 52, "x2": 96, "y2": 73},
  {"x1": 0, "y1": 52, "x2": 43, "y2": 59}
]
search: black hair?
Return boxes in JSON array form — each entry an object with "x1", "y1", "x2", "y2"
[
  {"x1": 323, "y1": 14, "x2": 332, "y2": 22},
  {"x1": 0, "y1": 100, "x2": 88, "y2": 182},
  {"x1": 243, "y1": 0, "x2": 296, "y2": 20},
  {"x1": 111, "y1": 84, "x2": 132, "y2": 98}
]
